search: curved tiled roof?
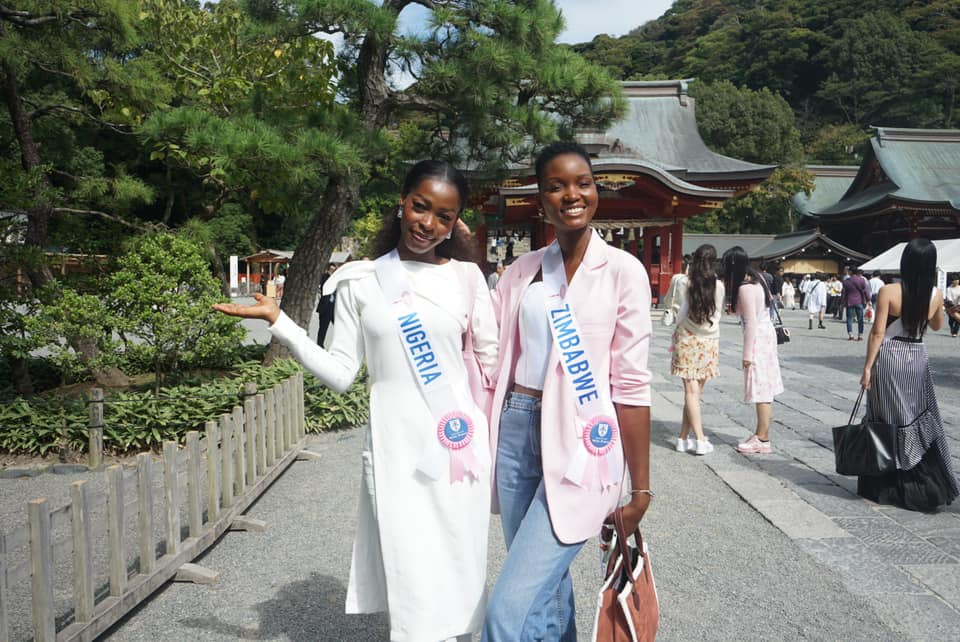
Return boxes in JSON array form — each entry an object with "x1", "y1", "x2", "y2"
[
  {"x1": 791, "y1": 166, "x2": 858, "y2": 218},
  {"x1": 599, "y1": 80, "x2": 775, "y2": 181},
  {"x1": 814, "y1": 128, "x2": 960, "y2": 218},
  {"x1": 683, "y1": 230, "x2": 868, "y2": 262}
]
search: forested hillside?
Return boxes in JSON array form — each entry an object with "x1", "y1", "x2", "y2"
[{"x1": 573, "y1": 0, "x2": 959, "y2": 161}]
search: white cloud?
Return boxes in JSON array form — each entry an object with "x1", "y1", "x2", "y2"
[{"x1": 553, "y1": 0, "x2": 675, "y2": 44}]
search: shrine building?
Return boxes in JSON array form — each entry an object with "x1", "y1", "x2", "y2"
[{"x1": 802, "y1": 127, "x2": 960, "y2": 255}]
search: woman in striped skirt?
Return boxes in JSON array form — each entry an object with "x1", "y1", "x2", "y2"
[{"x1": 859, "y1": 239, "x2": 958, "y2": 511}]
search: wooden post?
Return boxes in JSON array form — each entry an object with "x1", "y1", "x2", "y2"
[
  {"x1": 219, "y1": 413, "x2": 234, "y2": 508},
  {"x1": 137, "y1": 453, "x2": 155, "y2": 574},
  {"x1": 232, "y1": 405, "x2": 246, "y2": 495},
  {"x1": 264, "y1": 387, "x2": 276, "y2": 466},
  {"x1": 185, "y1": 432, "x2": 202, "y2": 538},
  {"x1": 244, "y1": 384, "x2": 258, "y2": 474},
  {"x1": 205, "y1": 420, "x2": 220, "y2": 522},
  {"x1": 106, "y1": 465, "x2": 127, "y2": 597},
  {"x1": 28, "y1": 498, "x2": 55, "y2": 642},
  {"x1": 298, "y1": 373, "x2": 306, "y2": 440},
  {"x1": 0, "y1": 559, "x2": 9, "y2": 642},
  {"x1": 289, "y1": 376, "x2": 297, "y2": 442},
  {"x1": 88, "y1": 388, "x2": 104, "y2": 470},
  {"x1": 282, "y1": 379, "x2": 293, "y2": 450},
  {"x1": 244, "y1": 397, "x2": 257, "y2": 486},
  {"x1": 291, "y1": 377, "x2": 299, "y2": 443},
  {"x1": 670, "y1": 221, "x2": 684, "y2": 278},
  {"x1": 285, "y1": 381, "x2": 294, "y2": 452},
  {"x1": 163, "y1": 441, "x2": 180, "y2": 556},
  {"x1": 70, "y1": 481, "x2": 94, "y2": 622},
  {"x1": 642, "y1": 226, "x2": 654, "y2": 274},
  {"x1": 275, "y1": 383, "x2": 286, "y2": 454},
  {"x1": 256, "y1": 393, "x2": 267, "y2": 476}
]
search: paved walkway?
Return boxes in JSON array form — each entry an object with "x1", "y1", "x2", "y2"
[
  {"x1": 98, "y1": 307, "x2": 960, "y2": 641},
  {"x1": 674, "y1": 308, "x2": 960, "y2": 641}
]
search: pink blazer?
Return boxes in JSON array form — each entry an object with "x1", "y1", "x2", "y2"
[{"x1": 490, "y1": 231, "x2": 652, "y2": 544}]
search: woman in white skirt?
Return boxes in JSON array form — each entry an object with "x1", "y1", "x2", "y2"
[
  {"x1": 671, "y1": 244, "x2": 725, "y2": 455},
  {"x1": 723, "y1": 246, "x2": 784, "y2": 454},
  {"x1": 215, "y1": 161, "x2": 498, "y2": 641},
  {"x1": 781, "y1": 278, "x2": 796, "y2": 310},
  {"x1": 804, "y1": 273, "x2": 828, "y2": 330}
]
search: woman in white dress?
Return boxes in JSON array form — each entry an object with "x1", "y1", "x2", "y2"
[
  {"x1": 781, "y1": 278, "x2": 796, "y2": 310},
  {"x1": 804, "y1": 273, "x2": 828, "y2": 330},
  {"x1": 214, "y1": 161, "x2": 498, "y2": 641}
]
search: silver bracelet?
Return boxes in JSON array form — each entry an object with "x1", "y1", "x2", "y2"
[{"x1": 630, "y1": 489, "x2": 655, "y2": 498}]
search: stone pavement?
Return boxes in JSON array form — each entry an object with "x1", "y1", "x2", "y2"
[
  {"x1": 97, "y1": 306, "x2": 960, "y2": 641},
  {"x1": 656, "y1": 307, "x2": 960, "y2": 641}
]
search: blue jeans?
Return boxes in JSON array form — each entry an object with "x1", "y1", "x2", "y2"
[
  {"x1": 482, "y1": 392, "x2": 586, "y2": 642},
  {"x1": 846, "y1": 304, "x2": 864, "y2": 336}
]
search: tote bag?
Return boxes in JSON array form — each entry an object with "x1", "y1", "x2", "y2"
[
  {"x1": 832, "y1": 387, "x2": 896, "y2": 476},
  {"x1": 591, "y1": 509, "x2": 659, "y2": 642}
]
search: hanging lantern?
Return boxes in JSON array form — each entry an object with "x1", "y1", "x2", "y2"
[
  {"x1": 627, "y1": 228, "x2": 636, "y2": 241},
  {"x1": 604, "y1": 228, "x2": 614, "y2": 242}
]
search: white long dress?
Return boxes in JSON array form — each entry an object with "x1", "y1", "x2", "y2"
[{"x1": 269, "y1": 259, "x2": 498, "y2": 641}]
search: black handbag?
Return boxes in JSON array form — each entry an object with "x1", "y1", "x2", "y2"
[
  {"x1": 771, "y1": 301, "x2": 790, "y2": 345},
  {"x1": 832, "y1": 387, "x2": 896, "y2": 476}
]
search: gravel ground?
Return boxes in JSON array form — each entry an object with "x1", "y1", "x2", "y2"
[
  {"x1": 97, "y1": 409, "x2": 898, "y2": 641},
  {"x1": 5, "y1": 304, "x2": 950, "y2": 640}
]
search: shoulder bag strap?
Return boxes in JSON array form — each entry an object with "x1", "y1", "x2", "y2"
[{"x1": 848, "y1": 387, "x2": 865, "y2": 426}]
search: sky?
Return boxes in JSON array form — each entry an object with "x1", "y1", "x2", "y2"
[
  {"x1": 396, "y1": 0, "x2": 675, "y2": 44},
  {"x1": 384, "y1": 1, "x2": 674, "y2": 87},
  {"x1": 552, "y1": 0, "x2": 675, "y2": 43}
]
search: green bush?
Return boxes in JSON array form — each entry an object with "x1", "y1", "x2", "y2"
[
  {"x1": 0, "y1": 359, "x2": 369, "y2": 455},
  {"x1": 110, "y1": 231, "x2": 246, "y2": 391}
]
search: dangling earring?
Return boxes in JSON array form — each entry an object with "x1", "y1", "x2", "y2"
[
  {"x1": 445, "y1": 231, "x2": 452, "y2": 240},
  {"x1": 396, "y1": 206, "x2": 403, "y2": 219}
]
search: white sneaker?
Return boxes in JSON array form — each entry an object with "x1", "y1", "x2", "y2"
[
  {"x1": 694, "y1": 439, "x2": 714, "y2": 455},
  {"x1": 675, "y1": 438, "x2": 694, "y2": 452}
]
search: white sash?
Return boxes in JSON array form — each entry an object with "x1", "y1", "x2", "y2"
[
  {"x1": 541, "y1": 242, "x2": 619, "y2": 491},
  {"x1": 374, "y1": 250, "x2": 483, "y2": 483}
]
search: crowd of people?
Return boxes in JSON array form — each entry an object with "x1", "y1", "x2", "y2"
[
  {"x1": 212, "y1": 142, "x2": 957, "y2": 641},
  {"x1": 751, "y1": 266, "x2": 946, "y2": 344}
]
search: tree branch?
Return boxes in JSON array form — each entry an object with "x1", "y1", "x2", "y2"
[
  {"x1": 50, "y1": 208, "x2": 163, "y2": 232},
  {"x1": 387, "y1": 88, "x2": 447, "y2": 113},
  {"x1": 386, "y1": 0, "x2": 465, "y2": 10},
  {"x1": 24, "y1": 99, "x2": 133, "y2": 134},
  {"x1": 0, "y1": 5, "x2": 97, "y2": 27}
]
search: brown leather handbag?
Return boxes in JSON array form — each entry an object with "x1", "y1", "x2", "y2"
[{"x1": 591, "y1": 508, "x2": 659, "y2": 642}]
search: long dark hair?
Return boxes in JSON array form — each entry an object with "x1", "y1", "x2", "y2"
[
  {"x1": 371, "y1": 159, "x2": 478, "y2": 263},
  {"x1": 723, "y1": 246, "x2": 769, "y2": 313},
  {"x1": 687, "y1": 244, "x2": 718, "y2": 326},
  {"x1": 900, "y1": 238, "x2": 937, "y2": 338}
]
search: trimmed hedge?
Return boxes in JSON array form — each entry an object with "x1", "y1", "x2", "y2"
[{"x1": 0, "y1": 359, "x2": 369, "y2": 455}]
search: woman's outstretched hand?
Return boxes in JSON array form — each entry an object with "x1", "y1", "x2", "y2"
[{"x1": 212, "y1": 293, "x2": 280, "y2": 325}]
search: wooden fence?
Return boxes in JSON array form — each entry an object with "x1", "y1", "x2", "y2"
[{"x1": 0, "y1": 373, "x2": 307, "y2": 642}]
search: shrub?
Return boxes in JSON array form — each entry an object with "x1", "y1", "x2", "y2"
[
  {"x1": 109, "y1": 231, "x2": 245, "y2": 391},
  {"x1": 0, "y1": 359, "x2": 369, "y2": 455}
]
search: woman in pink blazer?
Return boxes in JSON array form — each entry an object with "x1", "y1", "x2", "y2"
[{"x1": 482, "y1": 143, "x2": 653, "y2": 641}]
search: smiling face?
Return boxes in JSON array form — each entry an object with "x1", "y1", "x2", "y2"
[
  {"x1": 537, "y1": 153, "x2": 598, "y2": 233},
  {"x1": 396, "y1": 178, "x2": 461, "y2": 261}
]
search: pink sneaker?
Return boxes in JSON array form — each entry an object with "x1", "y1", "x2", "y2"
[{"x1": 737, "y1": 435, "x2": 772, "y2": 454}]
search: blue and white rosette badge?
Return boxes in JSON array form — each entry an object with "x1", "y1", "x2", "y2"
[
  {"x1": 542, "y1": 242, "x2": 620, "y2": 491},
  {"x1": 375, "y1": 251, "x2": 484, "y2": 483}
]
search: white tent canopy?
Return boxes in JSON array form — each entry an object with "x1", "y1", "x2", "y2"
[{"x1": 860, "y1": 239, "x2": 960, "y2": 273}]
